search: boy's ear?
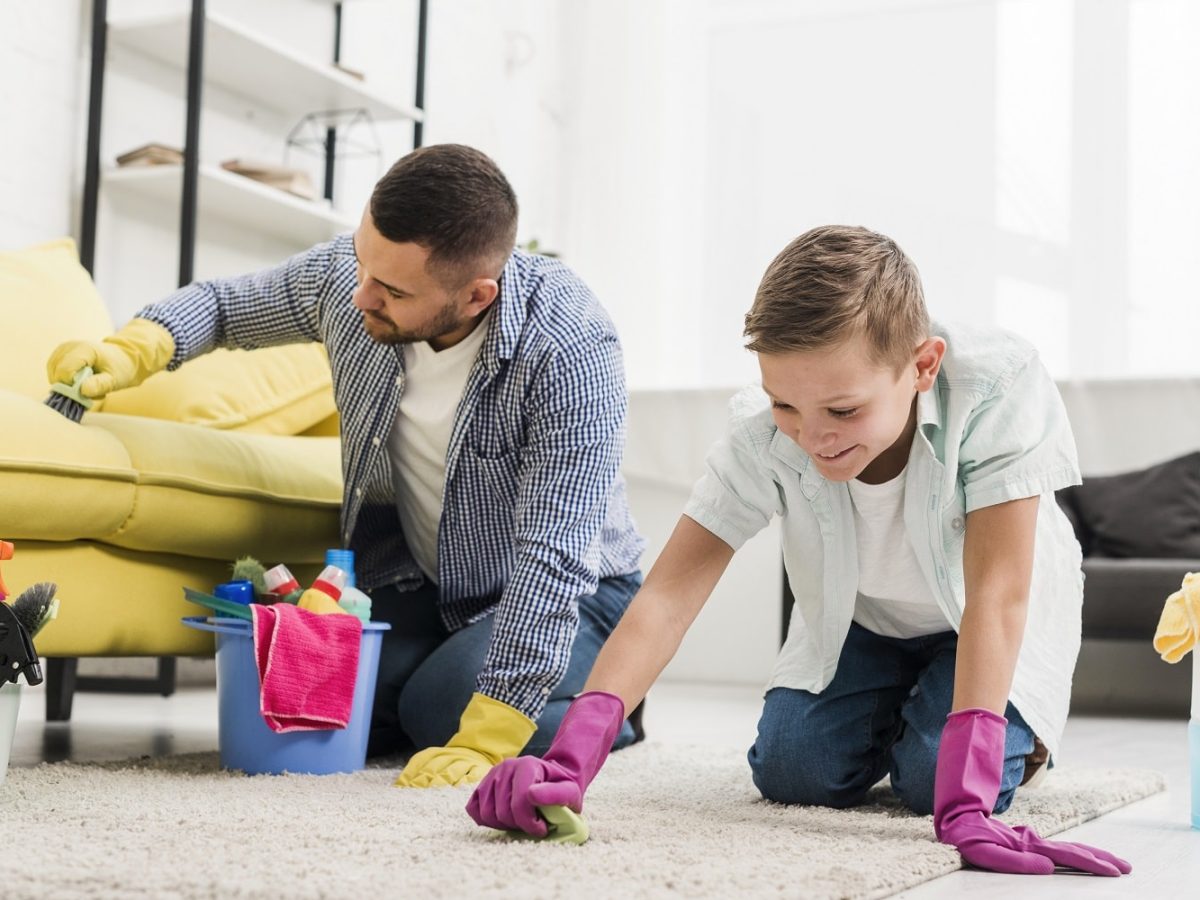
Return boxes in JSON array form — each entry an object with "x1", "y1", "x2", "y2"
[{"x1": 913, "y1": 337, "x2": 946, "y2": 391}]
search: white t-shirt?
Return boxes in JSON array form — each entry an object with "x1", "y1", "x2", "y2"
[
  {"x1": 388, "y1": 312, "x2": 492, "y2": 583},
  {"x1": 847, "y1": 468, "x2": 952, "y2": 639}
]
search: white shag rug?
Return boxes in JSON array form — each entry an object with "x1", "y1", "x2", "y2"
[{"x1": 0, "y1": 743, "x2": 1163, "y2": 900}]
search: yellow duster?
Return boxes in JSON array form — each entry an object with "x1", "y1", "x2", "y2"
[{"x1": 1154, "y1": 572, "x2": 1200, "y2": 664}]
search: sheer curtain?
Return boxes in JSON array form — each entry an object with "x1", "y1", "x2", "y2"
[{"x1": 558, "y1": 0, "x2": 1200, "y2": 387}]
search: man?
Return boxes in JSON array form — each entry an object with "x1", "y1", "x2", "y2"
[{"x1": 47, "y1": 144, "x2": 646, "y2": 787}]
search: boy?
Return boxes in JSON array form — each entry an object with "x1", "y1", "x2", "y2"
[{"x1": 465, "y1": 226, "x2": 1131, "y2": 876}]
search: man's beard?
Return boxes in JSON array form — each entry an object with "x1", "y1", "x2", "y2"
[{"x1": 361, "y1": 300, "x2": 460, "y2": 345}]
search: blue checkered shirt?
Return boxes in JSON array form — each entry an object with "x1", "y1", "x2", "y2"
[{"x1": 137, "y1": 235, "x2": 645, "y2": 718}]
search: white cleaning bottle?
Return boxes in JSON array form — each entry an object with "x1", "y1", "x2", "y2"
[{"x1": 1191, "y1": 655, "x2": 1199, "y2": 830}]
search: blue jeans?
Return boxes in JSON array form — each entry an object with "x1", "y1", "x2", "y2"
[
  {"x1": 367, "y1": 572, "x2": 642, "y2": 757},
  {"x1": 747, "y1": 621, "x2": 1035, "y2": 814}
]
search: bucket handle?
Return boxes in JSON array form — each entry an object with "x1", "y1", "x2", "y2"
[{"x1": 181, "y1": 615, "x2": 251, "y2": 637}]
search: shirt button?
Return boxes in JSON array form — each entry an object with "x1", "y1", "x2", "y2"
[
  {"x1": 951, "y1": 517, "x2": 964, "y2": 531},
  {"x1": 394, "y1": 376, "x2": 403, "y2": 387},
  {"x1": 355, "y1": 488, "x2": 363, "y2": 497},
  {"x1": 372, "y1": 437, "x2": 381, "y2": 447}
]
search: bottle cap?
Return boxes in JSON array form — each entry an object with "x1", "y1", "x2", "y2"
[
  {"x1": 311, "y1": 564, "x2": 348, "y2": 601},
  {"x1": 263, "y1": 564, "x2": 300, "y2": 596},
  {"x1": 213, "y1": 580, "x2": 254, "y2": 605},
  {"x1": 324, "y1": 549, "x2": 356, "y2": 588}
]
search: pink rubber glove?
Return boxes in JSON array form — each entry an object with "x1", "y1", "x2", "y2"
[
  {"x1": 466, "y1": 691, "x2": 625, "y2": 837},
  {"x1": 934, "y1": 708, "x2": 1132, "y2": 876}
]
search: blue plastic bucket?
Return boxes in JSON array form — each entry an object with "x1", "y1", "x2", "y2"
[{"x1": 182, "y1": 615, "x2": 390, "y2": 775}]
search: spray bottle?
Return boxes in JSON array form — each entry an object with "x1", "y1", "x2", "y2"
[{"x1": 297, "y1": 564, "x2": 349, "y2": 616}]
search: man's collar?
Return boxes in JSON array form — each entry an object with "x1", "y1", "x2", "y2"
[{"x1": 481, "y1": 250, "x2": 528, "y2": 372}]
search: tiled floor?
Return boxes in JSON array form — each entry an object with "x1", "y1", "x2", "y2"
[{"x1": 7, "y1": 678, "x2": 1197, "y2": 896}]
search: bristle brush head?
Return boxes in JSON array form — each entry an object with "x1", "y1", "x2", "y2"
[
  {"x1": 231, "y1": 556, "x2": 267, "y2": 596},
  {"x1": 10, "y1": 582, "x2": 58, "y2": 636},
  {"x1": 45, "y1": 366, "x2": 95, "y2": 423}
]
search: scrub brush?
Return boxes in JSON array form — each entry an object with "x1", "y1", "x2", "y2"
[
  {"x1": 9, "y1": 582, "x2": 60, "y2": 639},
  {"x1": 45, "y1": 366, "x2": 95, "y2": 423},
  {"x1": 231, "y1": 556, "x2": 268, "y2": 600}
]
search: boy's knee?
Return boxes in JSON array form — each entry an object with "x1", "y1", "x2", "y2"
[
  {"x1": 889, "y1": 734, "x2": 938, "y2": 814},
  {"x1": 748, "y1": 741, "x2": 871, "y2": 809}
]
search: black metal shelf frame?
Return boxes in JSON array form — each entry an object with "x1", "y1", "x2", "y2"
[{"x1": 79, "y1": 0, "x2": 429, "y2": 285}]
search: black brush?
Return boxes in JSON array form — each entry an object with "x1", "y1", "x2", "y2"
[
  {"x1": 10, "y1": 582, "x2": 58, "y2": 638},
  {"x1": 45, "y1": 365, "x2": 95, "y2": 423}
]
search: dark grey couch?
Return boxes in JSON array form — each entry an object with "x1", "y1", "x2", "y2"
[{"x1": 1056, "y1": 450, "x2": 1200, "y2": 716}]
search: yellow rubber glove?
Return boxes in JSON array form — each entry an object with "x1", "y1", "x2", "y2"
[
  {"x1": 394, "y1": 692, "x2": 536, "y2": 789},
  {"x1": 1154, "y1": 571, "x2": 1200, "y2": 664},
  {"x1": 47, "y1": 318, "x2": 175, "y2": 400}
]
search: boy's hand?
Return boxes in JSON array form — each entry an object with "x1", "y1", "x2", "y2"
[
  {"x1": 466, "y1": 690, "x2": 624, "y2": 835},
  {"x1": 934, "y1": 709, "x2": 1132, "y2": 876}
]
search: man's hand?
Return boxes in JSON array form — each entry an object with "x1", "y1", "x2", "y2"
[
  {"x1": 934, "y1": 708, "x2": 1131, "y2": 876},
  {"x1": 47, "y1": 318, "x2": 175, "y2": 400},
  {"x1": 394, "y1": 692, "x2": 535, "y2": 789}
]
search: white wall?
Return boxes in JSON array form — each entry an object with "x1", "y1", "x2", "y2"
[{"x1": 0, "y1": 1, "x2": 86, "y2": 250}]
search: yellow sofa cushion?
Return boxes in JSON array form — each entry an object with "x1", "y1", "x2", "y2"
[
  {"x1": 3, "y1": 542, "x2": 327, "y2": 657},
  {"x1": 0, "y1": 389, "x2": 136, "y2": 540},
  {"x1": 100, "y1": 343, "x2": 338, "y2": 436},
  {"x1": 0, "y1": 238, "x2": 114, "y2": 402},
  {"x1": 86, "y1": 412, "x2": 342, "y2": 562}
]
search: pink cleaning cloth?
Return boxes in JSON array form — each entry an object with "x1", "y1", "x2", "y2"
[{"x1": 250, "y1": 602, "x2": 363, "y2": 733}]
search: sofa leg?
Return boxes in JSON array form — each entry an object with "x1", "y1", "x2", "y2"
[
  {"x1": 45, "y1": 657, "x2": 78, "y2": 722},
  {"x1": 75, "y1": 656, "x2": 178, "y2": 697},
  {"x1": 155, "y1": 657, "x2": 177, "y2": 697}
]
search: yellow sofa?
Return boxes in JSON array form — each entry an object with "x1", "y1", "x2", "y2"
[{"x1": 1, "y1": 238, "x2": 343, "y2": 719}]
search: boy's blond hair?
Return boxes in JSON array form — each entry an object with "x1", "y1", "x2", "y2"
[{"x1": 744, "y1": 225, "x2": 929, "y2": 371}]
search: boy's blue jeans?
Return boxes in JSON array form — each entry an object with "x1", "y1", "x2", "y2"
[
  {"x1": 748, "y1": 621, "x2": 1036, "y2": 815},
  {"x1": 367, "y1": 572, "x2": 642, "y2": 758}
]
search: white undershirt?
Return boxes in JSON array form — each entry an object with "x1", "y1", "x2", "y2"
[
  {"x1": 847, "y1": 467, "x2": 952, "y2": 639},
  {"x1": 388, "y1": 312, "x2": 491, "y2": 584}
]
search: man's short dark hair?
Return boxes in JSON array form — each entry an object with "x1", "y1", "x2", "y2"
[{"x1": 369, "y1": 144, "x2": 519, "y2": 285}]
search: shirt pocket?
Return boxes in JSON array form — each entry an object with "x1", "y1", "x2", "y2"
[{"x1": 460, "y1": 444, "x2": 522, "y2": 508}]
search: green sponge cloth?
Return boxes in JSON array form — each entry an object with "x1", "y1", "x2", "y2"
[{"x1": 500, "y1": 805, "x2": 589, "y2": 845}]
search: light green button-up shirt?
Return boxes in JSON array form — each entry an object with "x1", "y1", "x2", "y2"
[{"x1": 684, "y1": 321, "x2": 1083, "y2": 756}]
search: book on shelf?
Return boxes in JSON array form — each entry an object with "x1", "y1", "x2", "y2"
[
  {"x1": 115, "y1": 143, "x2": 184, "y2": 167},
  {"x1": 219, "y1": 159, "x2": 317, "y2": 201}
]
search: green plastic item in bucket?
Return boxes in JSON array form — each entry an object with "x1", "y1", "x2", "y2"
[
  {"x1": 183, "y1": 587, "x2": 253, "y2": 620},
  {"x1": 181, "y1": 615, "x2": 390, "y2": 775}
]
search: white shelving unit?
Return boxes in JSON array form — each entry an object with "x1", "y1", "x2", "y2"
[
  {"x1": 97, "y1": 9, "x2": 419, "y2": 252},
  {"x1": 103, "y1": 163, "x2": 358, "y2": 247},
  {"x1": 80, "y1": 3, "x2": 427, "y2": 282},
  {"x1": 109, "y1": 10, "x2": 423, "y2": 123}
]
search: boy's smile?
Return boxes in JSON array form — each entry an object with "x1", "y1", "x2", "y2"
[{"x1": 759, "y1": 332, "x2": 945, "y2": 484}]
